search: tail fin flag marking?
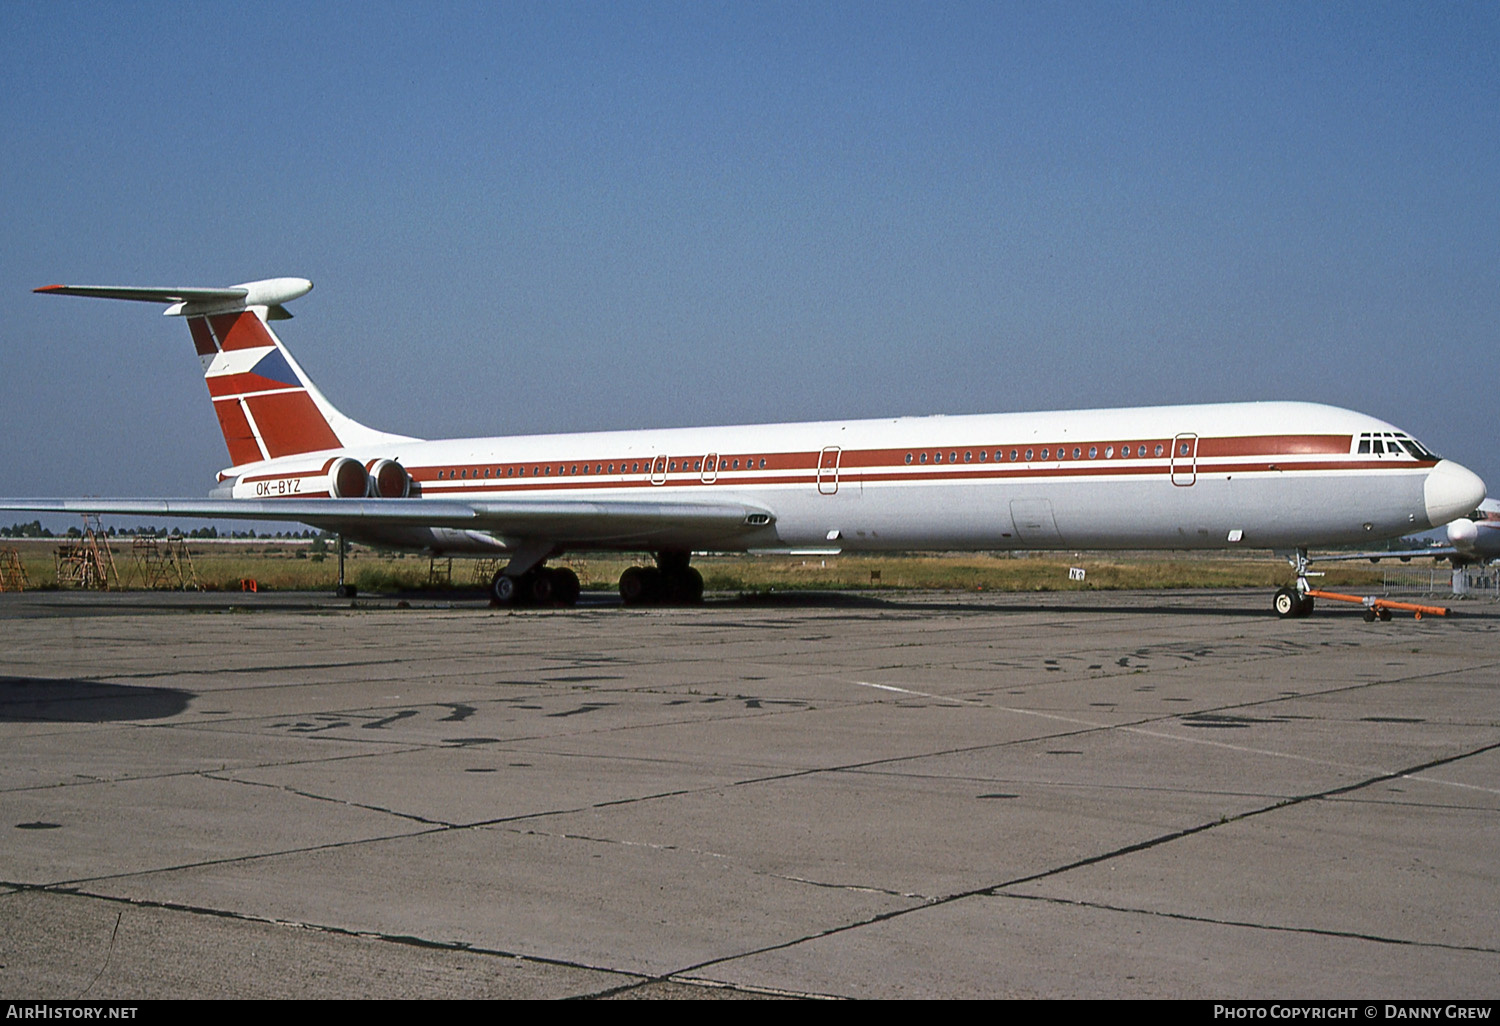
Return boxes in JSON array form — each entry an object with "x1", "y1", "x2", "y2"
[{"x1": 196, "y1": 311, "x2": 342, "y2": 461}]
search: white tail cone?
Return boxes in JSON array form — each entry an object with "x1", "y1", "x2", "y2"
[{"x1": 1424, "y1": 460, "x2": 1486, "y2": 528}]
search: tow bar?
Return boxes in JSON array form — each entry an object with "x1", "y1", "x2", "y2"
[{"x1": 1303, "y1": 588, "x2": 1451, "y2": 621}]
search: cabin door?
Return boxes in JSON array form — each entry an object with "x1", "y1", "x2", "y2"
[
  {"x1": 1009, "y1": 499, "x2": 1064, "y2": 545},
  {"x1": 1170, "y1": 433, "x2": 1198, "y2": 486},
  {"x1": 817, "y1": 446, "x2": 841, "y2": 495}
]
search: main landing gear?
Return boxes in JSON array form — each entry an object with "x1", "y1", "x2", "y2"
[
  {"x1": 618, "y1": 550, "x2": 703, "y2": 606},
  {"x1": 490, "y1": 565, "x2": 581, "y2": 607},
  {"x1": 488, "y1": 550, "x2": 704, "y2": 609}
]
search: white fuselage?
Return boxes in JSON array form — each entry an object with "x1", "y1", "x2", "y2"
[{"x1": 220, "y1": 400, "x2": 1479, "y2": 558}]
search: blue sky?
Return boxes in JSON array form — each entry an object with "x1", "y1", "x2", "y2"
[{"x1": 2, "y1": 1, "x2": 1496, "y2": 503}]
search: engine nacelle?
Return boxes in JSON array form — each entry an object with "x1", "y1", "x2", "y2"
[
  {"x1": 327, "y1": 457, "x2": 370, "y2": 499},
  {"x1": 367, "y1": 459, "x2": 411, "y2": 498},
  {"x1": 226, "y1": 455, "x2": 370, "y2": 499}
]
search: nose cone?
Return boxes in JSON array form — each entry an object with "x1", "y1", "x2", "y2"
[
  {"x1": 1447, "y1": 516, "x2": 1479, "y2": 551},
  {"x1": 1424, "y1": 460, "x2": 1487, "y2": 528}
]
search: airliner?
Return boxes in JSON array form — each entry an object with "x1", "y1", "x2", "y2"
[{"x1": 4, "y1": 277, "x2": 1486, "y2": 616}]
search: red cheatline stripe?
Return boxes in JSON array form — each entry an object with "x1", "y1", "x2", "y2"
[
  {"x1": 403, "y1": 457, "x2": 1428, "y2": 496},
  {"x1": 241, "y1": 468, "x2": 337, "y2": 483},
  {"x1": 1198, "y1": 434, "x2": 1349, "y2": 457}
]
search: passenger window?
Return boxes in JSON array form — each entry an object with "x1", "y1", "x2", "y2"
[
  {"x1": 1041, "y1": 448, "x2": 1049, "y2": 460},
  {"x1": 965, "y1": 451, "x2": 972, "y2": 463},
  {"x1": 1010, "y1": 449, "x2": 1018, "y2": 461},
  {"x1": 950, "y1": 451, "x2": 957, "y2": 463},
  {"x1": 1154, "y1": 445, "x2": 1164, "y2": 457},
  {"x1": 1105, "y1": 446, "x2": 1113, "y2": 459},
  {"x1": 920, "y1": 453, "x2": 929, "y2": 464},
  {"x1": 1089, "y1": 447, "x2": 1097, "y2": 459},
  {"x1": 1072, "y1": 447, "x2": 1081, "y2": 459},
  {"x1": 905, "y1": 453, "x2": 913, "y2": 464}
]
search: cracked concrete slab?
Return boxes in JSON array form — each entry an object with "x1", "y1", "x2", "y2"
[
  {"x1": 1, "y1": 588, "x2": 1496, "y2": 998},
  {"x1": 0, "y1": 888, "x2": 635, "y2": 999}
]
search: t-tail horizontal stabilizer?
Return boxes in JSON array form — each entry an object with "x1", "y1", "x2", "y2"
[{"x1": 35, "y1": 278, "x2": 314, "y2": 320}]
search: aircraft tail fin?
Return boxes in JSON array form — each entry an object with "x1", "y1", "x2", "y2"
[{"x1": 34, "y1": 278, "x2": 411, "y2": 466}]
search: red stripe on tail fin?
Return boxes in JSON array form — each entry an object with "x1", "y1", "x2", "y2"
[
  {"x1": 187, "y1": 317, "x2": 218, "y2": 357},
  {"x1": 213, "y1": 398, "x2": 263, "y2": 465},
  {"x1": 208, "y1": 312, "x2": 276, "y2": 351},
  {"x1": 245, "y1": 392, "x2": 342, "y2": 458}
]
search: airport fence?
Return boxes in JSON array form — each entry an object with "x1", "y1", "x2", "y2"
[{"x1": 1379, "y1": 564, "x2": 1500, "y2": 600}]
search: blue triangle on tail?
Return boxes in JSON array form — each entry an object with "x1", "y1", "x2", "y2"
[{"x1": 250, "y1": 349, "x2": 300, "y2": 387}]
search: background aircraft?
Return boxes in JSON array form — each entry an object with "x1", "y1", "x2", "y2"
[{"x1": 1310, "y1": 497, "x2": 1500, "y2": 596}]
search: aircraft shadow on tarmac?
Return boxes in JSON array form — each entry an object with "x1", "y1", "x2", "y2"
[
  {"x1": 456, "y1": 586, "x2": 1439, "y2": 620},
  {"x1": 711, "y1": 589, "x2": 1301, "y2": 619},
  {"x1": 0, "y1": 676, "x2": 194, "y2": 723}
]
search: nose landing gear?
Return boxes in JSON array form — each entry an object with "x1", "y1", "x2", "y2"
[
  {"x1": 1274, "y1": 547, "x2": 1452, "y2": 620},
  {"x1": 1273, "y1": 586, "x2": 1315, "y2": 618}
]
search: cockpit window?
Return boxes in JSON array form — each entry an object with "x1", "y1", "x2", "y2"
[
  {"x1": 1398, "y1": 436, "x2": 1440, "y2": 461},
  {"x1": 1358, "y1": 432, "x2": 1441, "y2": 461}
]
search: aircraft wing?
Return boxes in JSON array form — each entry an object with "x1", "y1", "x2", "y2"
[{"x1": 0, "y1": 497, "x2": 772, "y2": 544}]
